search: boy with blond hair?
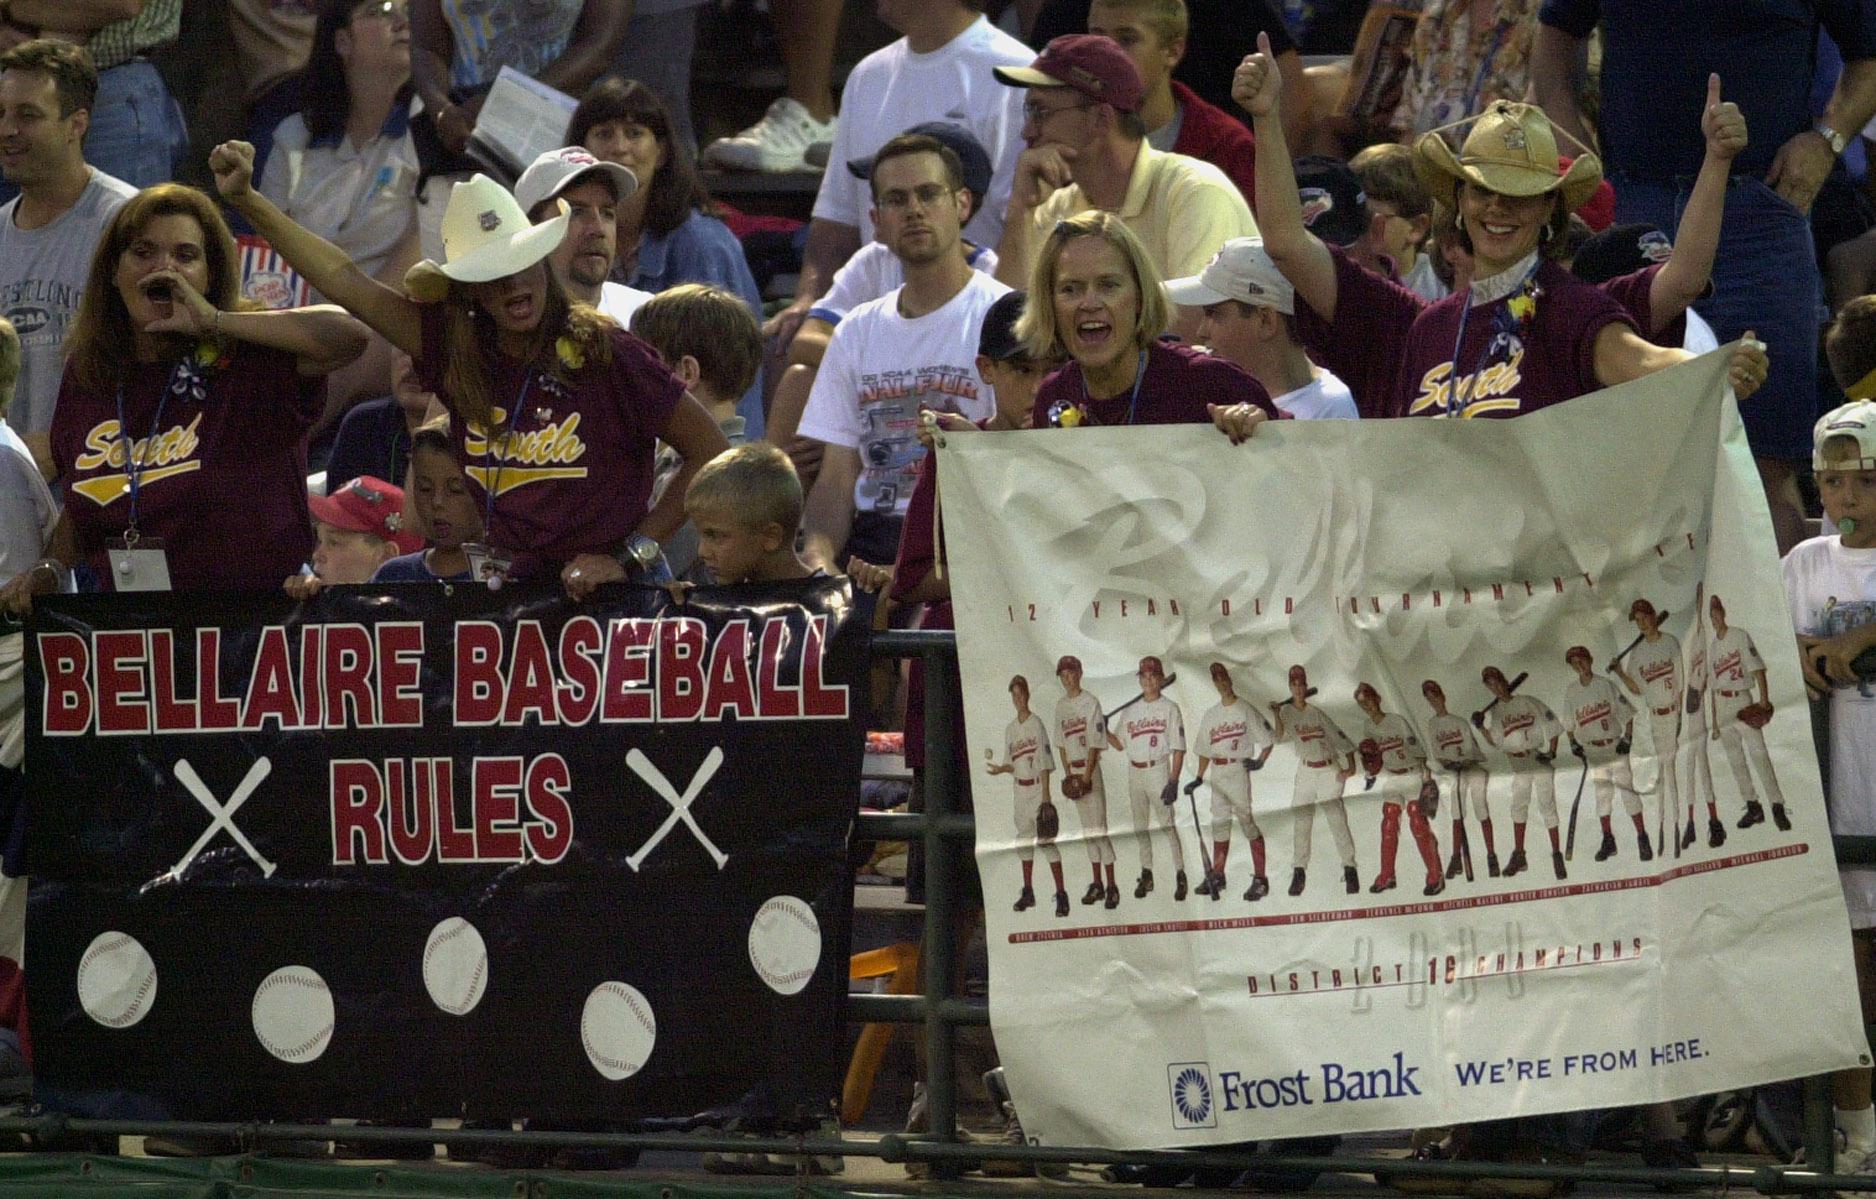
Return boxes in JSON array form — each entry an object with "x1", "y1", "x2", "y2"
[{"x1": 683, "y1": 444, "x2": 814, "y2": 585}]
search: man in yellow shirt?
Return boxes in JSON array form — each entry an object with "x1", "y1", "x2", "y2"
[{"x1": 991, "y1": 33, "x2": 1255, "y2": 334}]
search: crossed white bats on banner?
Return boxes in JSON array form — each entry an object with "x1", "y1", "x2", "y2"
[
  {"x1": 159, "y1": 757, "x2": 277, "y2": 882},
  {"x1": 625, "y1": 747, "x2": 729, "y2": 871}
]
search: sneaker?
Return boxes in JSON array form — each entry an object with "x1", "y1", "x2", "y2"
[
  {"x1": 1288, "y1": 867, "x2": 1306, "y2": 896},
  {"x1": 1708, "y1": 818, "x2": 1727, "y2": 848},
  {"x1": 1446, "y1": 849, "x2": 1465, "y2": 880},
  {"x1": 1134, "y1": 869, "x2": 1153, "y2": 898},
  {"x1": 1343, "y1": 865, "x2": 1360, "y2": 894},
  {"x1": 1080, "y1": 880, "x2": 1105, "y2": 905},
  {"x1": 1244, "y1": 874, "x2": 1269, "y2": 901},
  {"x1": 1487, "y1": 851, "x2": 1501, "y2": 877},
  {"x1": 743, "y1": 1118, "x2": 844, "y2": 1176},
  {"x1": 703, "y1": 98, "x2": 837, "y2": 172},
  {"x1": 1423, "y1": 874, "x2": 1445, "y2": 897},
  {"x1": 1013, "y1": 886, "x2": 1035, "y2": 912},
  {"x1": 1504, "y1": 849, "x2": 1527, "y2": 876},
  {"x1": 1594, "y1": 831, "x2": 1617, "y2": 862},
  {"x1": 1551, "y1": 850, "x2": 1568, "y2": 880},
  {"x1": 1053, "y1": 890, "x2": 1069, "y2": 917},
  {"x1": 1738, "y1": 801, "x2": 1765, "y2": 829},
  {"x1": 1773, "y1": 804, "x2": 1792, "y2": 832},
  {"x1": 978, "y1": 1101, "x2": 1030, "y2": 1178},
  {"x1": 1370, "y1": 874, "x2": 1397, "y2": 893},
  {"x1": 1104, "y1": 881, "x2": 1120, "y2": 908},
  {"x1": 1174, "y1": 871, "x2": 1188, "y2": 900},
  {"x1": 1637, "y1": 832, "x2": 1654, "y2": 862},
  {"x1": 804, "y1": 140, "x2": 833, "y2": 169}
]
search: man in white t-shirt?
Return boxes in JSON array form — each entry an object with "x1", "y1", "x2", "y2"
[
  {"x1": 514, "y1": 146, "x2": 654, "y2": 328},
  {"x1": 798, "y1": 134, "x2": 1011, "y2": 573},
  {"x1": 765, "y1": 0, "x2": 1030, "y2": 351},
  {"x1": 0, "y1": 41, "x2": 135, "y2": 477},
  {"x1": 1168, "y1": 236, "x2": 1357, "y2": 419}
]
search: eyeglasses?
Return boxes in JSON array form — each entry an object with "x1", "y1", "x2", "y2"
[
  {"x1": 1023, "y1": 97, "x2": 1095, "y2": 124},
  {"x1": 352, "y1": 0, "x2": 409, "y2": 23}
]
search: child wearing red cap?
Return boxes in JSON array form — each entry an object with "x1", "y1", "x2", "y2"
[{"x1": 286, "y1": 474, "x2": 423, "y2": 596}]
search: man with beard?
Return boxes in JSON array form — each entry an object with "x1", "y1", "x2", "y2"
[
  {"x1": 515, "y1": 146, "x2": 654, "y2": 327},
  {"x1": 798, "y1": 133, "x2": 1011, "y2": 573}
]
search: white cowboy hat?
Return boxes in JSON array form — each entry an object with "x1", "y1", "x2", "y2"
[
  {"x1": 1413, "y1": 101, "x2": 1602, "y2": 216},
  {"x1": 403, "y1": 174, "x2": 569, "y2": 302}
]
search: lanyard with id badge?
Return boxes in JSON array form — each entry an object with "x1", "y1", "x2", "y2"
[
  {"x1": 107, "y1": 378, "x2": 175, "y2": 591},
  {"x1": 461, "y1": 369, "x2": 540, "y2": 589}
]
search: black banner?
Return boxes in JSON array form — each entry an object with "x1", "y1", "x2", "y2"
[{"x1": 23, "y1": 580, "x2": 867, "y2": 1123}]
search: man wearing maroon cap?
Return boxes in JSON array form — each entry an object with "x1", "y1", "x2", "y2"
[
  {"x1": 298, "y1": 474, "x2": 424, "y2": 589},
  {"x1": 991, "y1": 33, "x2": 1255, "y2": 334}
]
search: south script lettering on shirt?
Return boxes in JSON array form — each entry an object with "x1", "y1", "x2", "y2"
[
  {"x1": 462, "y1": 403, "x2": 589, "y2": 496},
  {"x1": 70, "y1": 415, "x2": 206, "y2": 505}
]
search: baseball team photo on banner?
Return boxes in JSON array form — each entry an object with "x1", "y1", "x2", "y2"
[
  {"x1": 937, "y1": 348, "x2": 1868, "y2": 1149},
  {"x1": 18, "y1": 579, "x2": 866, "y2": 1123}
]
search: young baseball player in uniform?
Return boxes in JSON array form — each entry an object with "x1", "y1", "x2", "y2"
[
  {"x1": 1052, "y1": 655, "x2": 1119, "y2": 909},
  {"x1": 1186, "y1": 663, "x2": 1276, "y2": 901},
  {"x1": 1105, "y1": 656, "x2": 1189, "y2": 900},
  {"x1": 1612, "y1": 600, "x2": 1720, "y2": 851},
  {"x1": 1708, "y1": 594, "x2": 1791, "y2": 833},
  {"x1": 1354, "y1": 683, "x2": 1444, "y2": 896},
  {"x1": 986, "y1": 675, "x2": 1069, "y2": 917},
  {"x1": 1680, "y1": 582, "x2": 1720, "y2": 851},
  {"x1": 1423, "y1": 679, "x2": 1499, "y2": 878},
  {"x1": 1561, "y1": 646, "x2": 1651, "y2": 863},
  {"x1": 1476, "y1": 665, "x2": 1569, "y2": 880},
  {"x1": 1272, "y1": 665, "x2": 1360, "y2": 897}
]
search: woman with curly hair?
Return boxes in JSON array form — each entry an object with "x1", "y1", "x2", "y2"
[{"x1": 0, "y1": 183, "x2": 367, "y2": 612}]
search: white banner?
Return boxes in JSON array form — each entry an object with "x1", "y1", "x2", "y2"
[{"x1": 938, "y1": 349, "x2": 1866, "y2": 1148}]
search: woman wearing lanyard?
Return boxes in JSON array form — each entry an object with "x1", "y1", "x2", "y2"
[
  {"x1": 0, "y1": 184, "x2": 367, "y2": 612},
  {"x1": 209, "y1": 139, "x2": 729, "y2": 592},
  {"x1": 1024, "y1": 212, "x2": 1277, "y2": 433},
  {"x1": 1228, "y1": 34, "x2": 1768, "y2": 423}
]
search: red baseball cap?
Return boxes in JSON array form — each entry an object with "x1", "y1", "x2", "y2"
[
  {"x1": 1562, "y1": 157, "x2": 1616, "y2": 230},
  {"x1": 1565, "y1": 645, "x2": 1593, "y2": 665},
  {"x1": 1354, "y1": 682, "x2": 1380, "y2": 703},
  {"x1": 310, "y1": 476, "x2": 423, "y2": 554},
  {"x1": 1288, "y1": 664, "x2": 1307, "y2": 683},
  {"x1": 995, "y1": 35, "x2": 1144, "y2": 115},
  {"x1": 1421, "y1": 679, "x2": 1444, "y2": 696},
  {"x1": 1628, "y1": 598, "x2": 1658, "y2": 622},
  {"x1": 1481, "y1": 665, "x2": 1508, "y2": 686},
  {"x1": 1056, "y1": 654, "x2": 1083, "y2": 675},
  {"x1": 1209, "y1": 661, "x2": 1231, "y2": 682},
  {"x1": 1137, "y1": 655, "x2": 1164, "y2": 677}
]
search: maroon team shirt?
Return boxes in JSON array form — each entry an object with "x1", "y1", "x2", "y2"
[
  {"x1": 417, "y1": 306, "x2": 683, "y2": 581},
  {"x1": 890, "y1": 452, "x2": 961, "y2": 775},
  {"x1": 53, "y1": 344, "x2": 324, "y2": 591},
  {"x1": 1031, "y1": 340, "x2": 1275, "y2": 428},
  {"x1": 1596, "y1": 264, "x2": 1689, "y2": 349},
  {"x1": 1389, "y1": 261, "x2": 1634, "y2": 419},
  {"x1": 1293, "y1": 244, "x2": 1424, "y2": 420}
]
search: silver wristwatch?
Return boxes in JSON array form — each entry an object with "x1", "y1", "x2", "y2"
[
  {"x1": 618, "y1": 534, "x2": 661, "y2": 573},
  {"x1": 1817, "y1": 122, "x2": 1849, "y2": 156}
]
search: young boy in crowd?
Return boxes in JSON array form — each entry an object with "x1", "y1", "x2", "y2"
[
  {"x1": 285, "y1": 476, "x2": 423, "y2": 597},
  {"x1": 1793, "y1": 308, "x2": 1876, "y2": 1169},
  {"x1": 1347, "y1": 143, "x2": 1439, "y2": 300},
  {"x1": 683, "y1": 443, "x2": 814, "y2": 586},
  {"x1": 373, "y1": 424, "x2": 483, "y2": 583},
  {"x1": 631, "y1": 285, "x2": 764, "y2": 581}
]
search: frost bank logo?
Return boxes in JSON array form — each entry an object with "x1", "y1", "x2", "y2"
[{"x1": 1167, "y1": 1062, "x2": 1216, "y2": 1129}]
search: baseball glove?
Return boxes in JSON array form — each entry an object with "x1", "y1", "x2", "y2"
[
  {"x1": 1160, "y1": 780, "x2": 1178, "y2": 806},
  {"x1": 1738, "y1": 702, "x2": 1773, "y2": 729},
  {"x1": 1416, "y1": 777, "x2": 1440, "y2": 815},
  {"x1": 1684, "y1": 686, "x2": 1702, "y2": 715},
  {"x1": 1247, "y1": 757, "x2": 1263, "y2": 771},
  {"x1": 1036, "y1": 800, "x2": 1059, "y2": 841},
  {"x1": 1535, "y1": 750, "x2": 1556, "y2": 766},
  {"x1": 1358, "y1": 738, "x2": 1384, "y2": 777},
  {"x1": 1615, "y1": 737, "x2": 1632, "y2": 755},
  {"x1": 1061, "y1": 773, "x2": 1088, "y2": 800}
]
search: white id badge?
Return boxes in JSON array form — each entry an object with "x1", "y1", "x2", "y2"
[
  {"x1": 463, "y1": 542, "x2": 515, "y2": 590},
  {"x1": 107, "y1": 536, "x2": 172, "y2": 592}
]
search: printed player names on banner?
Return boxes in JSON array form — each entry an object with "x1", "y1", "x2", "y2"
[
  {"x1": 22, "y1": 579, "x2": 866, "y2": 1122},
  {"x1": 937, "y1": 348, "x2": 1865, "y2": 1149}
]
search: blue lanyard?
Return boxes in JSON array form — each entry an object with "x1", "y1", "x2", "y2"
[
  {"x1": 113, "y1": 377, "x2": 172, "y2": 541},
  {"x1": 481, "y1": 369, "x2": 537, "y2": 537},
  {"x1": 1082, "y1": 350, "x2": 1149, "y2": 426},
  {"x1": 1444, "y1": 263, "x2": 1537, "y2": 418}
]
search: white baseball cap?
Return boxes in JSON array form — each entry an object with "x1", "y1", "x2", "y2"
[
  {"x1": 514, "y1": 146, "x2": 638, "y2": 217},
  {"x1": 402, "y1": 174, "x2": 570, "y2": 301},
  {"x1": 1814, "y1": 400, "x2": 1876, "y2": 471},
  {"x1": 1164, "y1": 237, "x2": 1296, "y2": 316}
]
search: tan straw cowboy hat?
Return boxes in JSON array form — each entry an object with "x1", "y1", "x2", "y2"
[
  {"x1": 1413, "y1": 100, "x2": 1603, "y2": 216},
  {"x1": 403, "y1": 174, "x2": 569, "y2": 302}
]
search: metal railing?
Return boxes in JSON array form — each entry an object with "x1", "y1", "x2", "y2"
[{"x1": 0, "y1": 626, "x2": 1870, "y2": 1196}]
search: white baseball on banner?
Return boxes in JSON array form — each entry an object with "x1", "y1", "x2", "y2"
[
  {"x1": 748, "y1": 895, "x2": 821, "y2": 996},
  {"x1": 76, "y1": 931, "x2": 157, "y2": 1029},
  {"x1": 580, "y1": 981, "x2": 655, "y2": 1081},
  {"x1": 252, "y1": 965, "x2": 335, "y2": 1064},
  {"x1": 422, "y1": 917, "x2": 488, "y2": 1016}
]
